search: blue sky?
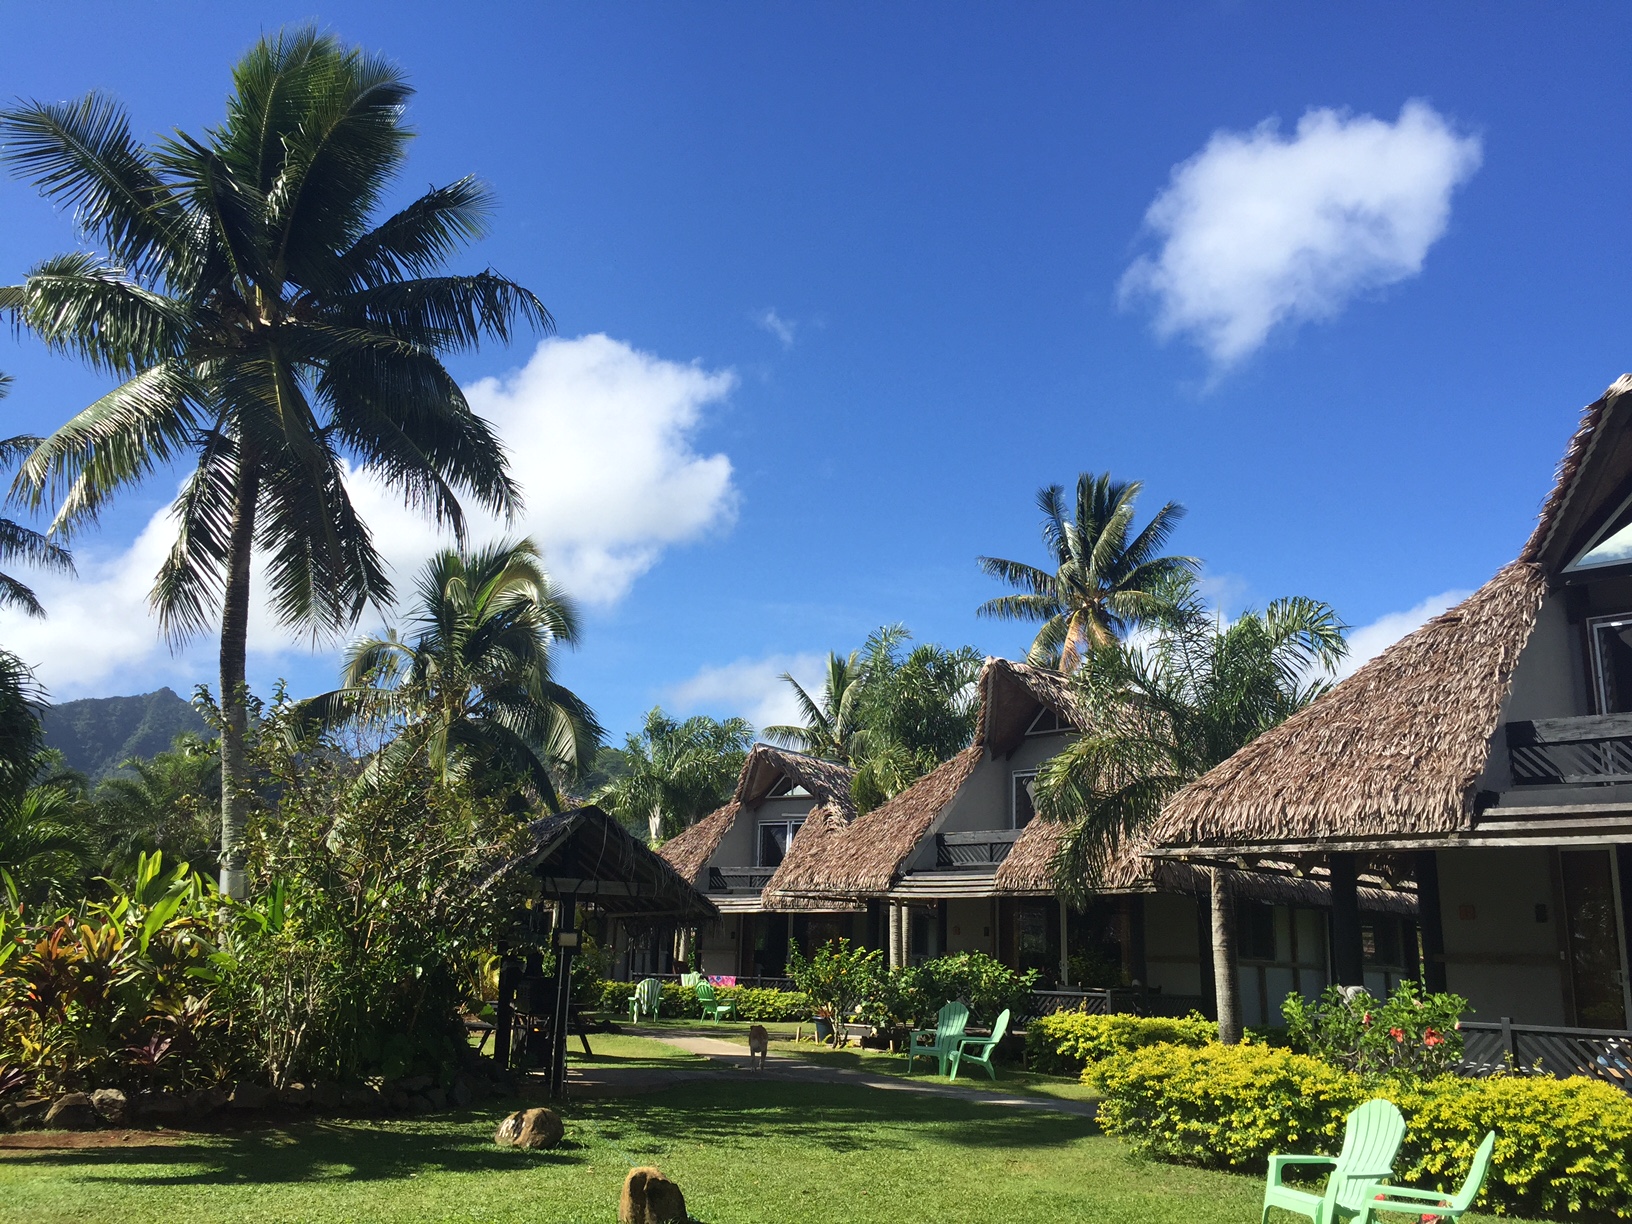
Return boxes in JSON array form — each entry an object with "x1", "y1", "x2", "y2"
[{"x1": 0, "y1": 3, "x2": 1628, "y2": 739}]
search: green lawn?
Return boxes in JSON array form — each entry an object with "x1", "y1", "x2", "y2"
[{"x1": 0, "y1": 1078, "x2": 1539, "y2": 1224}]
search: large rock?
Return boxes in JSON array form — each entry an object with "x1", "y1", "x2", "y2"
[
  {"x1": 620, "y1": 1167, "x2": 687, "y2": 1224},
  {"x1": 90, "y1": 1088, "x2": 129, "y2": 1126},
  {"x1": 494, "y1": 1107, "x2": 564, "y2": 1150},
  {"x1": 229, "y1": 1083, "x2": 273, "y2": 1111},
  {"x1": 1, "y1": 1096, "x2": 51, "y2": 1129},
  {"x1": 187, "y1": 1087, "x2": 229, "y2": 1120},
  {"x1": 44, "y1": 1092, "x2": 98, "y2": 1130},
  {"x1": 277, "y1": 1083, "x2": 312, "y2": 1108},
  {"x1": 137, "y1": 1092, "x2": 185, "y2": 1125}
]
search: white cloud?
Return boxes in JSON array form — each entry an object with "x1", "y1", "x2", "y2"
[
  {"x1": 1334, "y1": 589, "x2": 1472, "y2": 680},
  {"x1": 1121, "y1": 100, "x2": 1482, "y2": 367},
  {"x1": 755, "y1": 308, "x2": 796, "y2": 349},
  {"x1": 353, "y1": 333, "x2": 739, "y2": 606},
  {"x1": 666, "y1": 652, "x2": 828, "y2": 733},
  {"x1": 2, "y1": 334, "x2": 740, "y2": 696}
]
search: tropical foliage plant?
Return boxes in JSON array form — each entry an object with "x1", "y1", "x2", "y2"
[
  {"x1": 301, "y1": 539, "x2": 601, "y2": 812},
  {"x1": 784, "y1": 937, "x2": 882, "y2": 1044},
  {"x1": 89, "y1": 732, "x2": 220, "y2": 877},
  {"x1": 0, "y1": 374, "x2": 73, "y2": 617},
  {"x1": 0, "y1": 28, "x2": 547, "y2": 896},
  {"x1": 977, "y1": 471, "x2": 1196, "y2": 671},
  {"x1": 1282, "y1": 980, "x2": 1467, "y2": 1079},
  {"x1": 594, "y1": 706, "x2": 752, "y2": 841}
]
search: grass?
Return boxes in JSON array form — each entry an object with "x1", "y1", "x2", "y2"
[
  {"x1": 630, "y1": 1019, "x2": 1098, "y2": 1102},
  {"x1": 0, "y1": 1077, "x2": 1540, "y2": 1224},
  {"x1": 574, "y1": 1033, "x2": 711, "y2": 1070}
]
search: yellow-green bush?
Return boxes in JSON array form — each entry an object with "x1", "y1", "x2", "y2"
[
  {"x1": 1092, "y1": 1040, "x2": 1632, "y2": 1221},
  {"x1": 1024, "y1": 1009, "x2": 1215, "y2": 1076}
]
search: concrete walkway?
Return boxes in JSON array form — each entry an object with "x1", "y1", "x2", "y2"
[{"x1": 602, "y1": 1026, "x2": 1098, "y2": 1119}]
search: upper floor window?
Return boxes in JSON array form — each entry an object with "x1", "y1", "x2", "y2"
[
  {"x1": 766, "y1": 776, "x2": 811, "y2": 799},
  {"x1": 1012, "y1": 770, "x2": 1038, "y2": 829},
  {"x1": 758, "y1": 818, "x2": 804, "y2": 868},
  {"x1": 1026, "y1": 707, "x2": 1067, "y2": 735},
  {"x1": 1589, "y1": 615, "x2": 1632, "y2": 713}
]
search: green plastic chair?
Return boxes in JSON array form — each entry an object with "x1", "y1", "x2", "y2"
[
  {"x1": 1361, "y1": 1131, "x2": 1495, "y2": 1223},
  {"x1": 628, "y1": 977, "x2": 662, "y2": 1023},
  {"x1": 679, "y1": 972, "x2": 702, "y2": 988},
  {"x1": 906, "y1": 1001, "x2": 969, "y2": 1076},
  {"x1": 695, "y1": 980, "x2": 735, "y2": 1022},
  {"x1": 949, "y1": 1009, "x2": 1010, "y2": 1081},
  {"x1": 1261, "y1": 1099, "x2": 1406, "y2": 1224}
]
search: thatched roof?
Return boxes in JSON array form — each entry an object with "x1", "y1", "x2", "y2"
[
  {"x1": 1150, "y1": 561, "x2": 1546, "y2": 850},
  {"x1": 657, "y1": 802, "x2": 741, "y2": 885},
  {"x1": 994, "y1": 817, "x2": 1413, "y2": 914},
  {"x1": 764, "y1": 745, "x2": 986, "y2": 905},
  {"x1": 490, "y1": 805, "x2": 717, "y2": 920},
  {"x1": 655, "y1": 745, "x2": 856, "y2": 886},
  {"x1": 758, "y1": 802, "x2": 866, "y2": 911},
  {"x1": 975, "y1": 657, "x2": 1083, "y2": 753},
  {"x1": 1147, "y1": 379, "x2": 1632, "y2": 855}
]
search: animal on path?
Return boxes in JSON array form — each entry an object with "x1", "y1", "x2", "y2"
[{"x1": 748, "y1": 1024, "x2": 769, "y2": 1071}]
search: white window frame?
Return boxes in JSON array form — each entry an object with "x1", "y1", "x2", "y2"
[
  {"x1": 756, "y1": 817, "x2": 805, "y2": 868},
  {"x1": 1587, "y1": 614, "x2": 1632, "y2": 713},
  {"x1": 1011, "y1": 770, "x2": 1038, "y2": 829}
]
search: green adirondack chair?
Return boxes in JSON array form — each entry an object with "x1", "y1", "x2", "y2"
[
  {"x1": 628, "y1": 977, "x2": 662, "y2": 1023},
  {"x1": 1261, "y1": 1098, "x2": 1406, "y2": 1224},
  {"x1": 906, "y1": 1001, "x2": 969, "y2": 1076},
  {"x1": 948, "y1": 1009, "x2": 1010, "y2": 1081},
  {"x1": 1360, "y1": 1131, "x2": 1496, "y2": 1224},
  {"x1": 695, "y1": 980, "x2": 735, "y2": 1022},
  {"x1": 679, "y1": 972, "x2": 702, "y2": 988}
]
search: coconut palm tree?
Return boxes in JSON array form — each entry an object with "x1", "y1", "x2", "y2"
[
  {"x1": 595, "y1": 708, "x2": 753, "y2": 842},
  {"x1": 1033, "y1": 575, "x2": 1346, "y2": 1042},
  {"x1": 0, "y1": 29, "x2": 546, "y2": 896},
  {"x1": 0, "y1": 375, "x2": 74, "y2": 618},
  {"x1": 978, "y1": 472, "x2": 1197, "y2": 671},
  {"x1": 303, "y1": 539, "x2": 600, "y2": 810},
  {"x1": 763, "y1": 649, "x2": 869, "y2": 761}
]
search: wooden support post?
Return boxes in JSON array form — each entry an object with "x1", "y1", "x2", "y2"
[
  {"x1": 1414, "y1": 850, "x2": 1448, "y2": 993},
  {"x1": 549, "y1": 899, "x2": 578, "y2": 1099},
  {"x1": 1058, "y1": 896, "x2": 1072, "y2": 987},
  {"x1": 494, "y1": 942, "x2": 520, "y2": 1071},
  {"x1": 1329, "y1": 852, "x2": 1364, "y2": 987}
]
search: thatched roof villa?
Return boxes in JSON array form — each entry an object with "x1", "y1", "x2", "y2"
[{"x1": 1148, "y1": 375, "x2": 1632, "y2": 1031}]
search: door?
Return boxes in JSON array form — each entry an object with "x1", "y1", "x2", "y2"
[{"x1": 1559, "y1": 849, "x2": 1631, "y2": 1028}]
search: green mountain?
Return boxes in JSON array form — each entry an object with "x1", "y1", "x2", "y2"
[{"x1": 42, "y1": 688, "x2": 213, "y2": 780}]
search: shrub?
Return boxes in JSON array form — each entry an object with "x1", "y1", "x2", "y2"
[
  {"x1": 1093, "y1": 1040, "x2": 1632, "y2": 1221},
  {"x1": 1283, "y1": 980, "x2": 1467, "y2": 1078},
  {"x1": 914, "y1": 951, "x2": 1037, "y2": 1027},
  {"x1": 1093, "y1": 1042, "x2": 1362, "y2": 1169},
  {"x1": 591, "y1": 980, "x2": 811, "y2": 1023},
  {"x1": 1025, "y1": 1010, "x2": 1215, "y2": 1077},
  {"x1": 785, "y1": 938, "x2": 882, "y2": 1042}
]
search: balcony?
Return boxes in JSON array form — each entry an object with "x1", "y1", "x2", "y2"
[
  {"x1": 1507, "y1": 715, "x2": 1632, "y2": 786},
  {"x1": 707, "y1": 867, "x2": 775, "y2": 892},
  {"x1": 935, "y1": 828, "x2": 1022, "y2": 869}
]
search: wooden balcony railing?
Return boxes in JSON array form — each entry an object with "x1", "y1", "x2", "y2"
[
  {"x1": 1507, "y1": 714, "x2": 1632, "y2": 786},
  {"x1": 935, "y1": 828, "x2": 1022, "y2": 869},
  {"x1": 707, "y1": 867, "x2": 776, "y2": 892}
]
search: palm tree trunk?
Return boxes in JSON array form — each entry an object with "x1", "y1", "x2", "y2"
[
  {"x1": 218, "y1": 452, "x2": 260, "y2": 901},
  {"x1": 1210, "y1": 864, "x2": 1242, "y2": 1044}
]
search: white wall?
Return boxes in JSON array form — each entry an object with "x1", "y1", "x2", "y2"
[
  {"x1": 1438, "y1": 848, "x2": 1566, "y2": 1026},
  {"x1": 1145, "y1": 892, "x2": 1203, "y2": 996},
  {"x1": 696, "y1": 917, "x2": 739, "y2": 976},
  {"x1": 944, "y1": 897, "x2": 998, "y2": 955}
]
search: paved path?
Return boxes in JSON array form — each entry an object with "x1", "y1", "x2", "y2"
[{"x1": 599, "y1": 1026, "x2": 1098, "y2": 1119}]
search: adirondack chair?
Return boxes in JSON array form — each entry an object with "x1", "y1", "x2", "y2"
[
  {"x1": 679, "y1": 972, "x2": 702, "y2": 988},
  {"x1": 628, "y1": 977, "x2": 663, "y2": 1023},
  {"x1": 695, "y1": 980, "x2": 735, "y2": 1022},
  {"x1": 1360, "y1": 1131, "x2": 1495, "y2": 1224},
  {"x1": 1261, "y1": 1099, "x2": 1406, "y2": 1224},
  {"x1": 906, "y1": 1001, "x2": 969, "y2": 1076},
  {"x1": 948, "y1": 1009, "x2": 1010, "y2": 1081}
]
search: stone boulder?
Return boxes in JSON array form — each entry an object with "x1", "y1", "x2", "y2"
[
  {"x1": 186, "y1": 1087, "x2": 229, "y2": 1120},
  {"x1": 89, "y1": 1088, "x2": 129, "y2": 1126},
  {"x1": 229, "y1": 1083, "x2": 273, "y2": 1111},
  {"x1": 1, "y1": 1096, "x2": 51, "y2": 1129},
  {"x1": 44, "y1": 1092, "x2": 98, "y2": 1130},
  {"x1": 494, "y1": 1106, "x2": 564, "y2": 1150},
  {"x1": 620, "y1": 1166, "x2": 687, "y2": 1224},
  {"x1": 277, "y1": 1083, "x2": 313, "y2": 1108},
  {"x1": 137, "y1": 1092, "x2": 186, "y2": 1125}
]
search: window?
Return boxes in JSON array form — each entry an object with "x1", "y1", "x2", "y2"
[
  {"x1": 1590, "y1": 616, "x2": 1632, "y2": 713},
  {"x1": 1026, "y1": 706, "x2": 1067, "y2": 735},
  {"x1": 1235, "y1": 901, "x2": 1277, "y2": 961},
  {"x1": 757, "y1": 818, "x2": 804, "y2": 868},
  {"x1": 766, "y1": 776, "x2": 811, "y2": 799},
  {"x1": 1569, "y1": 493, "x2": 1632, "y2": 573},
  {"x1": 1012, "y1": 771, "x2": 1038, "y2": 828}
]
